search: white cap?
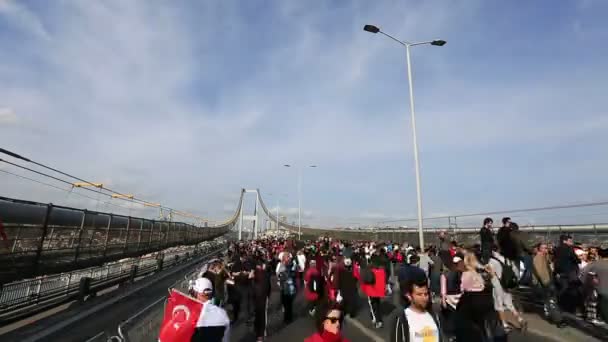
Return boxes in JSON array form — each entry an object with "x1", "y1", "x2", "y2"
[
  {"x1": 453, "y1": 256, "x2": 463, "y2": 263},
  {"x1": 344, "y1": 258, "x2": 352, "y2": 266},
  {"x1": 192, "y1": 277, "x2": 213, "y2": 293}
]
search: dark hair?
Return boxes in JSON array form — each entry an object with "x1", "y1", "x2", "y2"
[
  {"x1": 314, "y1": 301, "x2": 343, "y2": 333},
  {"x1": 483, "y1": 217, "x2": 493, "y2": 226},
  {"x1": 409, "y1": 254, "x2": 420, "y2": 264},
  {"x1": 502, "y1": 217, "x2": 511, "y2": 225},
  {"x1": 560, "y1": 234, "x2": 572, "y2": 242},
  {"x1": 407, "y1": 274, "x2": 429, "y2": 294}
]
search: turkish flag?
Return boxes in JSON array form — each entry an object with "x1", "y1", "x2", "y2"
[{"x1": 158, "y1": 289, "x2": 203, "y2": 342}]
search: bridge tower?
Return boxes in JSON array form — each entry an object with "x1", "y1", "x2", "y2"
[{"x1": 238, "y1": 189, "x2": 262, "y2": 240}]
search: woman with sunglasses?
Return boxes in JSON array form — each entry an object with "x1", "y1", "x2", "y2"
[{"x1": 305, "y1": 302, "x2": 350, "y2": 342}]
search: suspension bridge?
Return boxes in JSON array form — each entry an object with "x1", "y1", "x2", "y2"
[{"x1": 0, "y1": 150, "x2": 607, "y2": 342}]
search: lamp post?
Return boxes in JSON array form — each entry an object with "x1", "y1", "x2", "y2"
[
  {"x1": 283, "y1": 164, "x2": 317, "y2": 240},
  {"x1": 363, "y1": 24, "x2": 446, "y2": 248},
  {"x1": 268, "y1": 193, "x2": 287, "y2": 232}
]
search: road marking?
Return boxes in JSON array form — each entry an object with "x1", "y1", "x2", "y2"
[
  {"x1": 344, "y1": 316, "x2": 384, "y2": 342},
  {"x1": 84, "y1": 331, "x2": 105, "y2": 342}
]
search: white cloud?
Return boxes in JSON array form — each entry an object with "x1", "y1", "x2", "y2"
[
  {"x1": 0, "y1": 1, "x2": 606, "y2": 227},
  {"x1": 0, "y1": 0, "x2": 49, "y2": 40},
  {"x1": 0, "y1": 107, "x2": 17, "y2": 125}
]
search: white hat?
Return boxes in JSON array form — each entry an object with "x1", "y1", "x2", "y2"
[
  {"x1": 453, "y1": 256, "x2": 463, "y2": 263},
  {"x1": 192, "y1": 277, "x2": 213, "y2": 293},
  {"x1": 344, "y1": 258, "x2": 352, "y2": 266}
]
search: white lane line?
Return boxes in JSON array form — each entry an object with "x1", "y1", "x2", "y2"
[
  {"x1": 84, "y1": 331, "x2": 105, "y2": 342},
  {"x1": 344, "y1": 316, "x2": 384, "y2": 342}
]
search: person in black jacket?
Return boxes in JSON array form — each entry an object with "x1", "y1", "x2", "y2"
[
  {"x1": 390, "y1": 275, "x2": 441, "y2": 342},
  {"x1": 252, "y1": 250, "x2": 271, "y2": 341},
  {"x1": 554, "y1": 234, "x2": 581, "y2": 313},
  {"x1": 479, "y1": 217, "x2": 495, "y2": 265},
  {"x1": 338, "y1": 257, "x2": 359, "y2": 317},
  {"x1": 231, "y1": 252, "x2": 254, "y2": 323},
  {"x1": 496, "y1": 217, "x2": 516, "y2": 261}
]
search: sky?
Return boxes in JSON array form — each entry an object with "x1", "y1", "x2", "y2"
[{"x1": 1, "y1": 0, "x2": 607, "y2": 228}]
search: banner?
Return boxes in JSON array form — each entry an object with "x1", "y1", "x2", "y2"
[{"x1": 158, "y1": 289, "x2": 203, "y2": 342}]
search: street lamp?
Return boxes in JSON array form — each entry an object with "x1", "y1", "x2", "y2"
[
  {"x1": 283, "y1": 164, "x2": 317, "y2": 240},
  {"x1": 268, "y1": 193, "x2": 288, "y2": 232},
  {"x1": 364, "y1": 24, "x2": 446, "y2": 248}
]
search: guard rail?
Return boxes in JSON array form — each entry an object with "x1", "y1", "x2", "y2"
[{"x1": 0, "y1": 241, "x2": 224, "y2": 324}]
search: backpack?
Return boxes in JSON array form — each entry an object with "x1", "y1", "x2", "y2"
[
  {"x1": 492, "y1": 256, "x2": 518, "y2": 290},
  {"x1": 361, "y1": 267, "x2": 376, "y2": 285}
]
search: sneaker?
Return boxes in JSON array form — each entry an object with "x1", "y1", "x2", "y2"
[
  {"x1": 371, "y1": 317, "x2": 376, "y2": 324},
  {"x1": 519, "y1": 319, "x2": 528, "y2": 333},
  {"x1": 375, "y1": 322, "x2": 383, "y2": 329},
  {"x1": 308, "y1": 308, "x2": 316, "y2": 317}
]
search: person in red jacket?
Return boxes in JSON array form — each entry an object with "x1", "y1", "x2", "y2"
[
  {"x1": 305, "y1": 260, "x2": 325, "y2": 316},
  {"x1": 360, "y1": 261, "x2": 387, "y2": 329},
  {"x1": 304, "y1": 302, "x2": 350, "y2": 342}
]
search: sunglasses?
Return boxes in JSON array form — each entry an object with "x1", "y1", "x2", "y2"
[{"x1": 325, "y1": 316, "x2": 341, "y2": 324}]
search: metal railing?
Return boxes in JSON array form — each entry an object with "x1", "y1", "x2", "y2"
[
  {"x1": 0, "y1": 242, "x2": 225, "y2": 323},
  {"x1": 117, "y1": 296, "x2": 167, "y2": 342},
  {"x1": 114, "y1": 249, "x2": 224, "y2": 342},
  {"x1": 0, "y1": 194, "x2": 242, "y2": 285}
]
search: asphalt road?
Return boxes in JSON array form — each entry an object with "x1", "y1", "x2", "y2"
[
  {"x1": 0, "y1": 256, "x2": 595, "y2": 342},
  {"x1": 270, "y1": 315, "x2": 556, "y2": 342}
]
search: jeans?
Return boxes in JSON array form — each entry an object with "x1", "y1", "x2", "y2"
[{"x1": 281, "y1": 293, "x2": 294, "y2": 323}]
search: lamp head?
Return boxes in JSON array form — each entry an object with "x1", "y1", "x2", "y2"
[{"x1": 363, "y1": 25, "x2": 380, "y2": 34}]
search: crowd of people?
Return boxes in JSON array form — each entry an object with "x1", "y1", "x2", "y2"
[{"x1": 181, "y1": 218, "x2": 608, "y2": 342}]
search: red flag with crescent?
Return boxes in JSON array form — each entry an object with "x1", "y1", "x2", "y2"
[{"x1": 158, "y1": 289, "x2": 203, "y2": 342}]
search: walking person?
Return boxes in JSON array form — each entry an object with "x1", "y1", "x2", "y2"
[
  {"x1": 191, "y1": 277, "x2": 231, "y2": 342},
  {"x1": 456, "y1": 252, "x2": 505, "y2": 341},
  {"x1": 231, "y1": 252, "x2": 255, "y2": 324},
  {"x1": 391, "y1": 275, "x2": 442, "y2": 342},
  {"x1": 252, "y1": 250, "x2": 271, "y2": 341},
  {"x1": 277, "y1": 252, "x2": 297, "y2": 324},
  {"x1": 361, "y1": 257, "x2": 387, "y2": 329},
  {"x1": 554, "y1": 234, "x2": 581, "y2": 313},
  {"x1": 489, "y1": 249, "x2": 527, "y2": 332},
  {"x1": 480, "y1": 217, "x2": 495, "y2": 265},
  {"x1": 297, "y1": 249, "x2": 307, "y2": 290},
  {"x1": 338, "y1": 257, "x2": 359, "y2": 318},
  {"x1": 305, "y1": 260, "x2": 325, "y2": 316},
  {"x1": 304, "y1": 302, "x2": 350, "y2": 342}
]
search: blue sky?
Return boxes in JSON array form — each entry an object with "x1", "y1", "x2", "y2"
[{"x1": 1, "y1": 0, "x2": 607, "y2": 227}]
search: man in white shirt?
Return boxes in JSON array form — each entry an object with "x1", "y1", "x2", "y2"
[
  {"x1": 191, "y1": 277, "x2": 231, "y2": 342},
  {"x1": 391, "y1": 276, "x2": 441, "y2": 342}
]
